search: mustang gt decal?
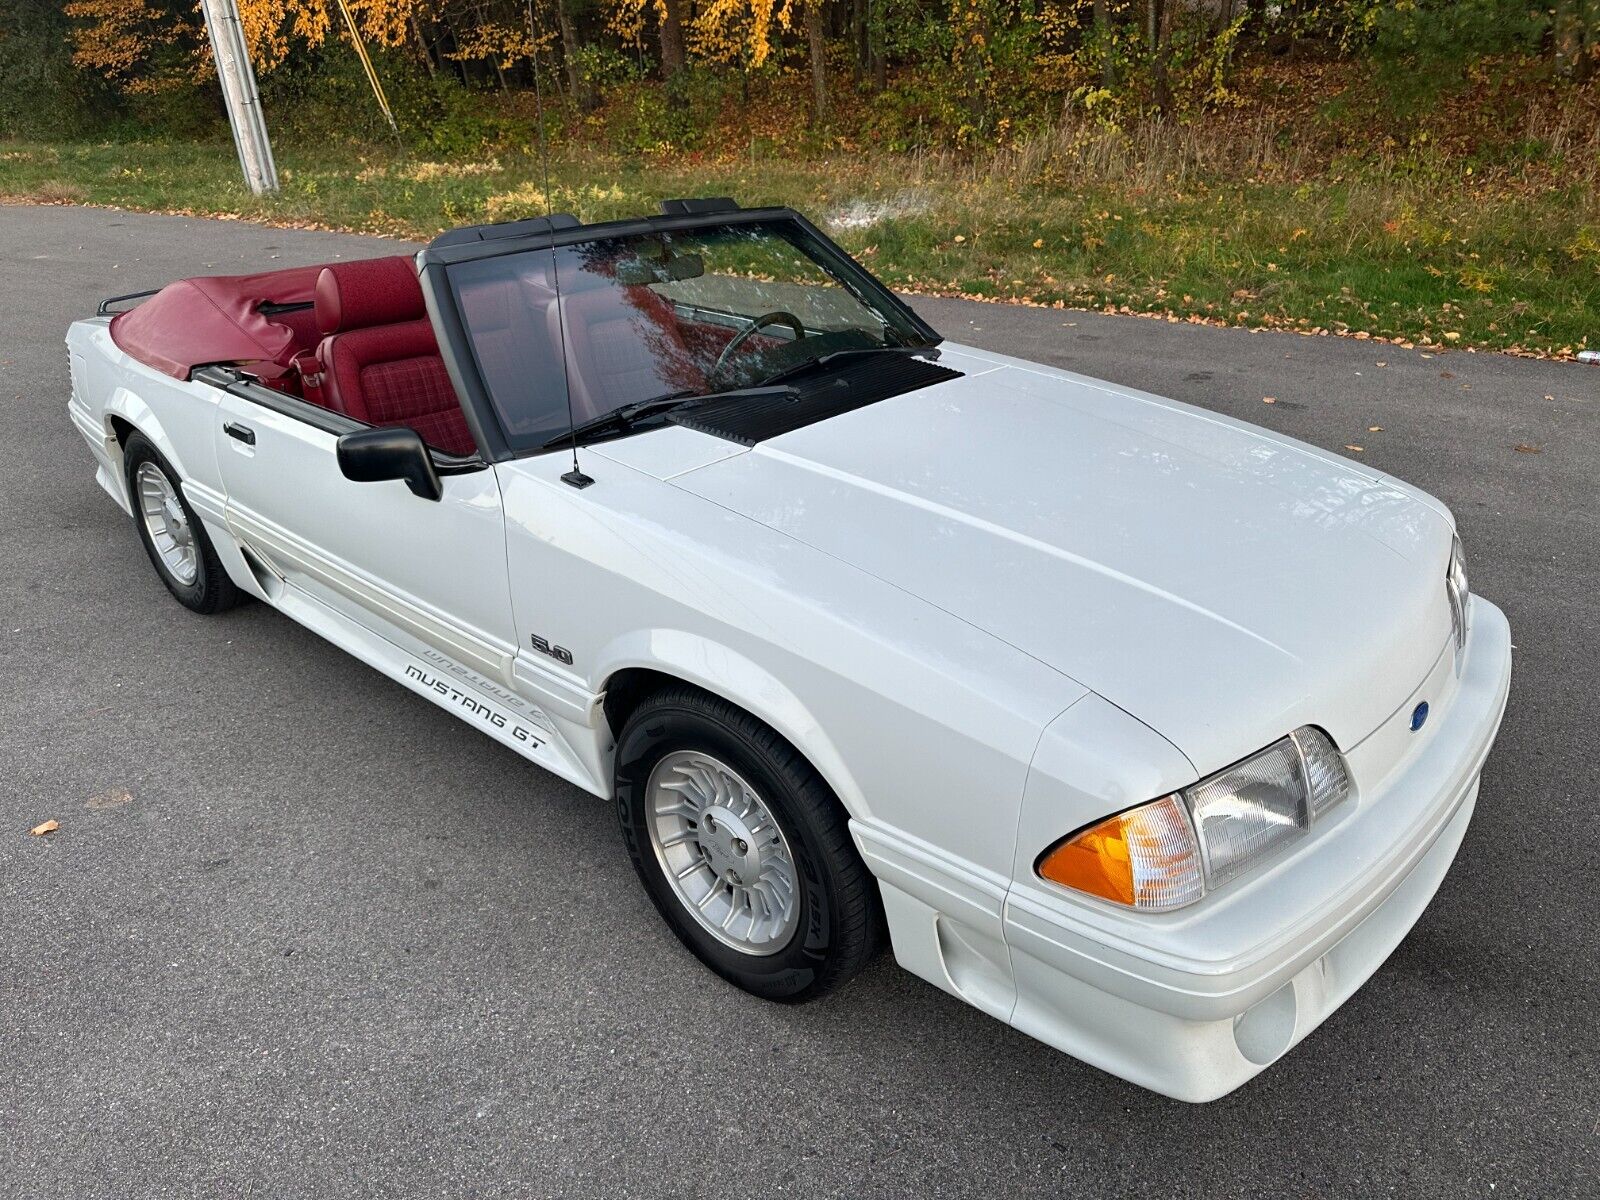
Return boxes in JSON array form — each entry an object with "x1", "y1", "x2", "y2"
[{"x1": 404, "y1": 664, "x2": 546, "y2": 748}]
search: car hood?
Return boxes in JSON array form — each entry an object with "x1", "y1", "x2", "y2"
[{"x1": 670, "y1": 344, "x2": 1456, "y2": 774}]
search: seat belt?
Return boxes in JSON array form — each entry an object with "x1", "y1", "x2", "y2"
[{"x1": 293, "y1": 351, "x2": 328, "y2": 407}]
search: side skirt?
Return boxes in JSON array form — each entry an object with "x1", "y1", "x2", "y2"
[{"x1": 272, "y1": 581, "x2": 606, "y2": 796}]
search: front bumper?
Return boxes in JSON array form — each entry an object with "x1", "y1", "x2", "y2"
[{"x1": 1002, "y1": 598, "x2": 1513, "y2": 1102}]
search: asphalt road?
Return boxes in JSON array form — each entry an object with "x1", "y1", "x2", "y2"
[{"x1": 2, "y1": 204, "x2": 1596, "y2": 1199}]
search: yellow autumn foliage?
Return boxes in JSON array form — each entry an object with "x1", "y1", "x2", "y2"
[{"x1": 67, "y1": 0, "x2": 424, "y2": 85}]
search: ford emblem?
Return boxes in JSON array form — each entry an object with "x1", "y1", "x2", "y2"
[{"x1": 1410, "y1": 701, "x2": 1430, "y2": 732}]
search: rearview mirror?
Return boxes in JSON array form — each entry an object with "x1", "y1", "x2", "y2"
[
  {"x1": 336, "y1": 427, "x2": 442, "y2": 501},
  {"x1": 614, "y1": 252, "x2": 704, "y2": 285}
]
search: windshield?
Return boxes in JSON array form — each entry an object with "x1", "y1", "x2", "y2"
[{"x1": 446, "y1": 219, "x2": 933, "y2": 451}]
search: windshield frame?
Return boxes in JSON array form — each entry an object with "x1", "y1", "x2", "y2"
[{"x1": 419, "y1": 207, "x2": 942, "y2": 462}]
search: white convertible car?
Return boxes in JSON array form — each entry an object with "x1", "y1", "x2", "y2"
[{"x1": 67, "y1": 200, "x2": 1511, "y2": 1101}]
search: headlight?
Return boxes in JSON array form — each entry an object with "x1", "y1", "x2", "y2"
[
  {"x1": 1037, "y1": 726, "x2": 1350, "y2": 910},
  {"x1": 1447, "y1": 534, "x2": 1470, "y2": 653}
]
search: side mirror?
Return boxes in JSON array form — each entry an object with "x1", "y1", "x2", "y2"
[{"x1": 336, "y1": 427, "x2": 442, "y2": 501}]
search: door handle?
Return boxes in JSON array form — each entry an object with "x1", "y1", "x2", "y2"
[{"x1": 223, "y1": 421, "x2": 256, "y2": 446}]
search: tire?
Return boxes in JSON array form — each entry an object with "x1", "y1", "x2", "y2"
[
  {"x1": 615, "y1": 686, "x2": 882, "y2": 1002},
  {"x1": 123, "y1": 433, "x2": 242, "y2": 615}
]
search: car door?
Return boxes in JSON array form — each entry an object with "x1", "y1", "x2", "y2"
[{"x1": 210, "y1": 379, "x2": 519, "y2": 692}]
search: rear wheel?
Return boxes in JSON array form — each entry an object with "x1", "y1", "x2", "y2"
[
  {"x1": 615, "y1": 686, "x2": 881, "y2": 1002},
  {"x1": 124, "y1": 433, "x2": 241, "y2": 615}
]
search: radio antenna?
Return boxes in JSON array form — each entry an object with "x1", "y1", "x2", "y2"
[{"x1": 526, "y1": 0, "x2": 592, "y2": 489}]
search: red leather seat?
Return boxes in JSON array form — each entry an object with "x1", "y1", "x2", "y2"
[
  {"x1": 556, "y1": 283, "x2": 706, "y2": 423},
  {"x1": 310, "y1": 257, "x2": 476, "y2": 457}
]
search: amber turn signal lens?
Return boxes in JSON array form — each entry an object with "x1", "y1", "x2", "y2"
[{"x1": 1036, "y1": 794, "x2": 1204, "y2": 912}]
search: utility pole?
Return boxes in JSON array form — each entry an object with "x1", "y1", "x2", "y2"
[{"x1": 199, "y1": 0, "x2": 279, "y2": 195}]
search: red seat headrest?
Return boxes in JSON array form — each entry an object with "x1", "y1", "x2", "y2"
[{"x1": 315, "y1": 256, "x2": 426, "y2": 336}]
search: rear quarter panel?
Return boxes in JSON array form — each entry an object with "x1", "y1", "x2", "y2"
[{"x1": 67, "y1": 317, "x2": 226, "y2": 511}]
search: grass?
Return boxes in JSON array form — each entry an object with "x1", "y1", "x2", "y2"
[{"x1": 3, "y1": 124, "x2": 1597, "y2": 357}]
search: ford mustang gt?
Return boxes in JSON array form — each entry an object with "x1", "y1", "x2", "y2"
[{"x1": 65, "y1": 199, "x2": 1511, "y2": 1101}]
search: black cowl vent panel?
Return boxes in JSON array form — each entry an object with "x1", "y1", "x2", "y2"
[{"x1": 668, "y1": 355, "x2": 961, "y2": 446}]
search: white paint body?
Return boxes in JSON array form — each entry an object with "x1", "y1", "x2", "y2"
[{"x1": 67, "y1": 319, "x2": 1512, "y2": 1102}]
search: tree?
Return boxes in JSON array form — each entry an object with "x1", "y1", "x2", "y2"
[
  {"x1": 658, "y1": 0, "x2": 685, "y2": 75},
  {"x1": 66, "y1": 0, "x2": 440, "y2": 87},
  {"x1": 1553, "y1": 0, "x2": 1596, "y2": 82},
  {"x1": 1, "y1": 0, "x2": 100, "y2": 134},
  {"x1": 1093, "y1": 0, "x2": 1113, "y2": 88},
  {"x1": 850, "y1": 0, "x2": 866, "y2": 82},
  {"x1": 64, "y1": 0, "x2": 203, "y2": 93},
  {"x1": 1150, "y1": 0, "x2": 1172, "y2": 115},
  {"x1": 868, "y1": 0, "x2": 884, "y2": 89},
  {"x1": 804, "y1": 0, "x2": 827, "y2": 117},
  {"x1": 949, "y1": 0, "x2": 997, "y2": 134},
  {"x1": 555, "y1": 0, "x2": 597, "y2": 108}
]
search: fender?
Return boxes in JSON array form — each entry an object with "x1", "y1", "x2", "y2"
[
  {"x1": 593, "y1": 628, "x2": 873, "y2": 823},
  {"x1": 103, "y1": 385, "x2": 186, "y2": 480}
]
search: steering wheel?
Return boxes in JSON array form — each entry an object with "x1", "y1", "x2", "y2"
[{"x1": 710, "y1": 311, "x2": 806, "y2": 383}]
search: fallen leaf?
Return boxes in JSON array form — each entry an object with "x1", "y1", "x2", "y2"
[
  {"x1": 1345, "y1": 444, "x2": 1365, "y2": 453},
  {"x1": 1032, "y1": 238, "x2": 1044, "y2": 249},
  {"x1": 1514, "y1": 444, "x2": 1542, "y2": 453},
  {"x1": 1262, "y1": 396, "x2": 1277, "y2": 404},
  {"x1": 1444, "y1": 331, "x2": 1462, "y2": 341},
  {"x1": 30, "y1": 820, "x2": 59, "y2": 837},
  {"x1": 953, "y1": 234, "x2": 966, "y2": 244},
  {"x1": 86, "y1": 788, "x2": 133, "y2": 811}
]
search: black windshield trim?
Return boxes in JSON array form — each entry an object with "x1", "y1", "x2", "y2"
[
  {"x1": 422, "y1": 210, "x2": 943, "y2": 462},
  {"x1": 422, "y1": 210, "x2": 936, "y2": 343}
]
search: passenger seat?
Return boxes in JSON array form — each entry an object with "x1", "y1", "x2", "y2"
[{"x1": 305, "y1": 256, "x2": 476, "y2": 457}]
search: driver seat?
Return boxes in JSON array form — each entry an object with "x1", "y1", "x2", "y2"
[{"x1": 553, "y1": 283, "x2": 706, "y2": 423}]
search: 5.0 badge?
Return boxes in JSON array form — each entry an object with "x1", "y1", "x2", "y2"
[{"x1": 529, "y1": 634, "x2": 574, "y2": 665}]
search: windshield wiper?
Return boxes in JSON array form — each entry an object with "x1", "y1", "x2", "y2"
[
  {"x1": 542, "y1": 384, "x2": 798, "y2": 449},
  {"x1": 756, "y1": 344, "x2": 939, "y2": 389}
]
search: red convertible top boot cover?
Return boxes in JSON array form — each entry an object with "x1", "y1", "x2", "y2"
[{"x1": 108, "y1": 265, "x2": 325, "y2": 381}]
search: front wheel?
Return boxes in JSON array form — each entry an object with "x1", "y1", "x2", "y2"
[{"x1": 614, "y1": 687, "x2": 881, "y2": 1002}]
